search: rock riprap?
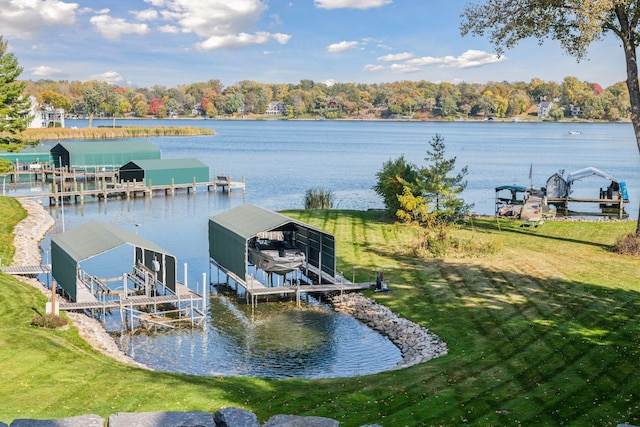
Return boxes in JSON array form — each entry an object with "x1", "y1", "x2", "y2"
[{"x1": 330, "y1": 293, "x2": 448, "y2": 368}]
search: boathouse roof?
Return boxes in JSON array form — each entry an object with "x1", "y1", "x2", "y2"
[
  {"x1": 51, "y1": 221, "x2": 176, "y2": 301},
  {"x1": 50, "y1": 140, "x2": 161, "y2": 169},
  {"x1": 119, "y1": 158, "x2": 209, "y2": 186},
  {"x1": 208, "y1": 204, "x2": 335, "y2": 282},
  {"x1": 0, "y1": 146, "x2": 52, "y2": 164}
]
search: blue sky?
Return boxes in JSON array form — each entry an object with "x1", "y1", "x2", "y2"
[{"x1": 1, "y1": 0, "x2": 627, "y2": 89}]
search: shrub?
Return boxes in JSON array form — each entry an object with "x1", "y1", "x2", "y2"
[
  {"x1": 304, "y1": 188, "x2": 334, "y2": 209},
  {"x1": 612, "y1": 233, "x2": 640, "y2": 256},
  {"x1": 31, "y1": 314, "x2": 68, "y2": 329}
]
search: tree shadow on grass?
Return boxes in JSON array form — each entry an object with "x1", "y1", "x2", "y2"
[{"x1": 467, "y1": 217, "x2": 619, "y2": 250}]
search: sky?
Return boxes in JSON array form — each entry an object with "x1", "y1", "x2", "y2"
[{"x1": 0, "y1": 0, "x2": 628, "y2": 89}]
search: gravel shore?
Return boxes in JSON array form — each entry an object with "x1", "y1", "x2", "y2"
[{"x1": 10, "y1": 199, "x2": 148, "y2": 369}]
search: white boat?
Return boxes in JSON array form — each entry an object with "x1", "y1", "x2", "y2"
[
  {"x1": 248, "y1": 239, "x2": 305, "y2": 275},
  {"x1": 569, "y1": 131, "x2": 581, "y2": 135}
]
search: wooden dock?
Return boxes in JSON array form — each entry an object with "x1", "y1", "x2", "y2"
[
  {"x1": 212, "y1": 260, "x2": 371, "y2": 307},
  {"x1": 547, "y1": 196, "x2": 629, "y2": 218},
  {"x1": 10, "y1": 176, "x2": 245, "y2": 205},
  {"x1": 1, "y1": 264, "x2": 51, "y2": 275}
]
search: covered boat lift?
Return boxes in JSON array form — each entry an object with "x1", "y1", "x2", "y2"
[
  {"x1": 50, "y1": 140, "x2": 161, "y2": 170},
  {"x1": 51, "y1": 221, "x2": 204, "y2": 329},
  {"x1": 545, "y1": 167, "x2": 629, "y2": 218},
  {"x1": 209, "y1": 204, "x2": 369, "y2": 306}
]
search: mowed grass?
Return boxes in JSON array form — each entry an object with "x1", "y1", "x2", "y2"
[{"x1": 1, "y1": 200, "x2": 639, "y2": 426}]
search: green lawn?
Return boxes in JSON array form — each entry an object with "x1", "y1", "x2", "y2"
[{"x1": 1, "y1": 199, "x2": 639, "y2": 426}]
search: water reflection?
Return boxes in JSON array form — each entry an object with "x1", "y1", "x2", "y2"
[{"x1": 116, "y1": 293, "x2": 401, "y2": 379}]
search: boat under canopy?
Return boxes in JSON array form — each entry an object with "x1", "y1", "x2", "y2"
[
  {"x1": 495, "y1": 185, "x2": 528, "y2": 217},
  {"x1": 248, "y1": 231, "x2": 306, "y2": 275}
]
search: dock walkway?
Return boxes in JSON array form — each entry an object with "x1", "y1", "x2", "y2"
[
  {"x1": 213, "y1": 260, "x2": 371, "y2": 307},
  {"x1": 11, "y1": 178, "x2": 245, "y2": 205},
  {"x1": 1, "y1": 264, "x2": 51, "y2": 275}
]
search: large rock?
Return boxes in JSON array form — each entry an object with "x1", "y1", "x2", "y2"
[
  {"x1": 263, "y1": 414, "x2": 340, "y2": 427},
  {"x1": 213, "y1": 408, "x2": 259, "y2": 427},
  {"x1": 108, "y1": 411, "x2": 214, "y2": 427},
  {"x1": 10, "y1": 414, "x2": 104, "y2": 427}
]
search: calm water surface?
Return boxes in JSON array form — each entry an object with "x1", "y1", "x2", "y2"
[{"x1": 9, "y1": 119, "x2": 638, "y2": 378}]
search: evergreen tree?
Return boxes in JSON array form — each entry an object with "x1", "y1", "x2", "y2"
[
  {"x1": 0, "y1": 36, "x2": 30, "y2": 143},
  {"x1": 374, "y1": 155, "x2": 419, "y2": 216},
  {"x1": 417, "y1": 134, "x2": 472, "y2": 223}
]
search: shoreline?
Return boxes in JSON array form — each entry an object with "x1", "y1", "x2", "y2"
[
  {"x1": 11, "y1": 199, "x2": 148, "y2": 369},
  {"x1": 10, "y1": 199, "x2": 447, "y2": 373}
]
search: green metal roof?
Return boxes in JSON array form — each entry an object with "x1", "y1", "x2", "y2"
[
  {"x1": 208, "y1": 204, "x2": 335, "y2": 282},
  {"x1": 0, "y1": 146, "x2": 52, "y2": 164},
  {"x1": 119, "y1": 158, "x2": 209, "y2": 186},
  {"x1": 51, "y1": 140, "x2": 161, "y2": 168},
  {"x1": 212, "y1": 204, "x2": 300, "y2": 240},
  {"x1": 51, "y1": 221, "x2": 176, "y2": 301},
  {"x1": 123, "y1": 158, "x2": 208, "y2": 171}
]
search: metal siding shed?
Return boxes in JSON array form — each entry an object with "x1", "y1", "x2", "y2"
[
  {"x1": 51, "y1": 221, "x2": 176, "y2": 301},
  {"x1": 119, "y1": 158, "x2": 209, "y2": 186},
  {"x1": 0, "y1": 147, "x2": 52, "y2": 165},
  {"x1": 208, "y1": 204, "x2": 335, "y2": 281},
  {"x1": 50, "y1": 140, "x2": 161, "y2": 169}
]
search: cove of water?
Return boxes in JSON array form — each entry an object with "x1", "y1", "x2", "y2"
[{"x1": 7, "y1": 119, "x2": 638, "y2": 378}]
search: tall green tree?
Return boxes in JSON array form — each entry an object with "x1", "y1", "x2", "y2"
[
  {"x1": 77, "y1": 81, "x2": 118, "y2": 128},
  {"x1": 417, "y1": 134, "x2": 471, "y2": 223},
  {"x1": 0, "y1": 37, "x2": 31, "y2": 143},
  {"x1": 461, "y1": 0, "x2": 640, "y2": 236}
]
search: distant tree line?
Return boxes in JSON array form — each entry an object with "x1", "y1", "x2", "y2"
[{"x1": 23, "y1": 76, "x2": 631, "y2": 123}]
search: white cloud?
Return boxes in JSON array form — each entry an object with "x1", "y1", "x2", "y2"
[
  {"x1": 272, "y1": 33, "x2": 292, "y2": 44},
  {"x1": 314, "y1": 0, "x2": 392, "y2": 9},
  {"x1": 0, "y1": 0, "x2": 79, "y2": 39},
  {"x1": 390, "y1": 63, "x2": 420, "y2": 73},
  {"x1": 141, "y1": 0, "x2": 289, "y2": 50},
  {"x1": 378, "y1": 52, "x2": 413, "y2": 62},
  {"x1": 131, "y1": 9, "x2": 159, "y2": 21},
  {"x1": 30, "y1": 65, "x2": 68, "y2": 78},
  {"x1": 197, "y1": 31, "x2": 289, "y2": 50},
  {"x1": 327, "y1": 41, "x2": 359, "y2": 53},
  {"x1": 158, "y1": 25, "x2": 180, "y2": 34},
  {"x1": 89, "y1": 71, "x2": 125, "y2": 84},
  {"x1": 406, "y1": 50, "x2": 506, "y2": 69},
  {"x1": 363, "y1": 64, "x2": 385, "y2": 72},
  {"x1": 158, "y1": 0, "x2": 267, "y2": 38},
  {"x1": 90, "y1": 14, "x2": 150, "y2": 40}
]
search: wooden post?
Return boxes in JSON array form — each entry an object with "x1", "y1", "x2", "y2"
[
  {"x1": 202, "y1": 272, "x2": 207, "y2": 313},
  {"x1": 47, "y1": 279, "x2": 59, "y2": 315}
]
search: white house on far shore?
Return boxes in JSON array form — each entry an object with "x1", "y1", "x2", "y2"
[
  {"x1": 265, "y1": 101, "x2": 286, "y2": 116},
  {"x1": 27, "y1": 96, "x2": 65, "y2": 129}
]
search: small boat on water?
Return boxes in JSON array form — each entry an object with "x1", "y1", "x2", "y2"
[
  {"x1": 248, "y1": 234, "x2": 305, "y2": 275},
  {"x1": 569, "y1": 131, "x2": 581, "y2": 135}
]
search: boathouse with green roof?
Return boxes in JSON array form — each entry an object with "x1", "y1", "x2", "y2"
[
  {"x1": 51, "y1": 221, "x2": 177, "y2": 302},
  {"x1": 50, "y1": 140, "x2": 161, "y2": 170},
  {"x1": 119, "y1": 158, "x2": 209, "y2": 186},
  {"x1": 208, "y1": 204, "x2": 336, "y2": 284},
  {"x1": 0, "y1": 147, "x2": 52, "y2": 165}
]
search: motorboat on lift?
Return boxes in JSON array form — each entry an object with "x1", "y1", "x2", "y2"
[{"x1": 248, "y1": 235, "x2": 305, "y2": 275}]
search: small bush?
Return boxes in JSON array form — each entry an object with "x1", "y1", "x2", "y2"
[
  {"x1": 612, "y1": 233, "x2": 640, "y2": 256},
  {"x1": 31, "y1": 314, "x2": 68, "y2": 329},
  {"x1": 304, "y1": 188, "x2": 334, "y2": 209}
]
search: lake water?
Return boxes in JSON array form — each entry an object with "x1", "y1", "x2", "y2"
[{"x1": 6, "y1": 119, "x2": 639, "y2": 378}]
